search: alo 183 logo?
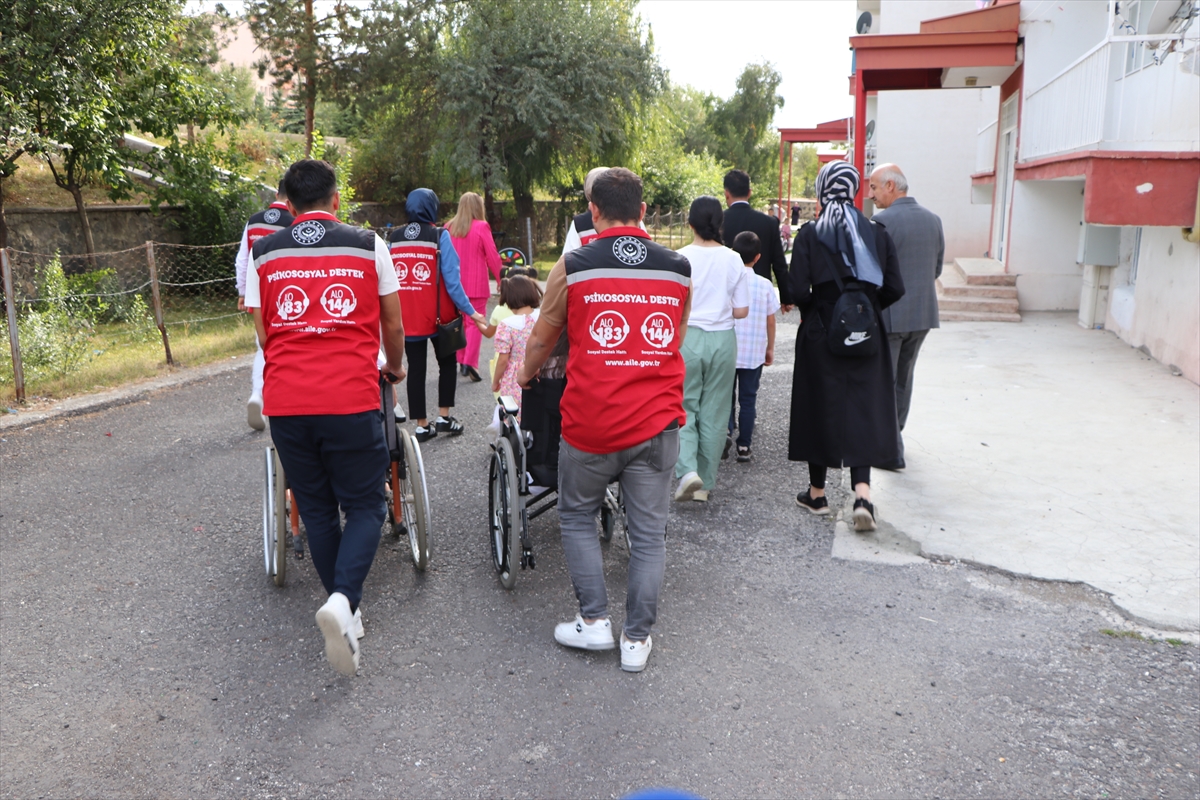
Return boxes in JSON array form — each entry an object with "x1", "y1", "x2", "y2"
[
  {"x1": 589, "y1": 310, "x2": 629, "y2": 348},
  {"x1": 393, "y1": 260, "x2": 409, "y2": 282},
  {"x1": 320, "y1": 284, "x2": 357, "y2": 318},
  {"x1": 276, "y1": 285, "x2": 309, "y2": 321},
  {"x1": 641, "y1": 312, "x2": 675, "y2": 349}
]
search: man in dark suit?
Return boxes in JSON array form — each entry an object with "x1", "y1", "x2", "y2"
[{"x1": 721, "y1": 169, "x2": 793, "y2": 311}]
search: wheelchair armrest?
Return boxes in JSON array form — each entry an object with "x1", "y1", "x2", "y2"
[{"x1": 498, "y1": 395, "x2": 520, "y2": 417}]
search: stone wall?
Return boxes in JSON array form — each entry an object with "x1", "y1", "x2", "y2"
[{"x1": 5, "y1": 205, "x2": 186, "y2": 254}]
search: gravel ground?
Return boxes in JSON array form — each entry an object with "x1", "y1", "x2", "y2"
[{"x1": 2, "y1": 308, "x2": 1197, "y2": 799}]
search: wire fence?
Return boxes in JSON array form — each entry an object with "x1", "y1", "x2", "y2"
[
  {"x1": 2, "y1": 241, "x2": 242, "y2": 401},
  {"x1": 644, "y1": 208, "x2": 692, "y2": 250}
]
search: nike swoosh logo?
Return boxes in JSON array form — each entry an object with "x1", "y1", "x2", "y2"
[{"x1": 844, "y1": 332, "x2": 871, "y2": 345}]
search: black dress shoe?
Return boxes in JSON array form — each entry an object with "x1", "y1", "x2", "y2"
[{"x1": 464, "y1": 366, "x2": 482, "y2": 382}]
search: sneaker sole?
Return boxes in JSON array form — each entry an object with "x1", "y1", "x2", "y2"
[
  {"x1": 621, "y1": 659, "x2": 649, "y2": 673},
  {"x1": 795, "y1": 497, "x2": 831, "y2": 515},
  {"x1": 554, "y1": 631, "x2": 616, "y2": 651},
  {"x1": 316, "y1": 608, "x2": 359, "y2": 676},
  {"x1": 247, "y1": 402, "x2": 265, "y2": 431},
  {"x1": 674, "y1": 475, "x2": 703, "y2": 502},
  {"x1": 853, "y1": 507, "x2": 877, "y2": 531}
]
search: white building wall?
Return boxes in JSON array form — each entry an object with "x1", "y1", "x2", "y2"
[
  {"x1": 1019, "y1": 1, "x2": 1110, "y2": 93},
  {"x1": 1106, "y1": 228, "x2": 1200, "y2": 383},
  {"x1": 877, "y1": 0, "x2": 978, "y2": 34},
  {"x1": 1006, "y1": 179, "x2": 1086, "y2": 310},
  {"x1": 874, "y1": 89, "x2": 996, "y2": 260}
]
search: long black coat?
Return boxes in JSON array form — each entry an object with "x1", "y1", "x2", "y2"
[{"x1": 787, "y1": 219, "x2": 906, "y2": 467}]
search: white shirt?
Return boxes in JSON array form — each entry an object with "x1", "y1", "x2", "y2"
[
  {"x1": 234, "y1": 225, "x2": 251, "y2": 296},
  {"x1": 245, "y1": 234, "x2": 399, "y2": 308},
  {"x1": 562, "y1": 218, "x2": 647, "y2": 256},
  {"x1": 678, "y1": 243, "x2": 749, "y2": 331}
]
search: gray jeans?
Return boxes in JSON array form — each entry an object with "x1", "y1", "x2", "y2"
[{"x1": 558, "y1": 426, "x2": 680, "y2": 641}]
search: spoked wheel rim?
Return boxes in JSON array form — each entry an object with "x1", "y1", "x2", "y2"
[
  {"x1": 262, "y1": 448, "x2": 275, "y2": 576},
  {"x1": 401, "y1": 430, "x2": 430, "y2": 570},
  {"x1": 272, "y1": 450, "x2": 287, "y2": 586},
  {"x1": 488, "y1": 437, "x2": 518, "y2": 589}
]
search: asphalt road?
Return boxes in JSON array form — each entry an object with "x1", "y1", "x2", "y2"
[{"x1": 2, "y1": 311, "x2": 1197, "y2": 799}]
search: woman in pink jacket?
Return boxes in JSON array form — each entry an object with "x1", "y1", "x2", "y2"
[{"x1": 448, "y1": 192, "x2": 504, "y2": 382}]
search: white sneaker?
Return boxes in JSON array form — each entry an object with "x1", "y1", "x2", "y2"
[
  {"x1": 247, "y1": 396, "x2": 265, "y2": 431},
  {"x1": 554, "y1": 615, "x2": 615, "y2": 650},
  {"x1": 693, "y1": 489, "x2": 709, "y2": 502},
  {"x1": 620, "y1": 632, "x2": 653, "y2": 672},
  {"x1": 674, "y1": 472, "x2": 702, "y2": 502},
  {"x1": 352, "y1": 607, "x2": 364, "y2": 640},
  {"x1": 315, "y1": 592, "x2": 359, "y2": 676}
]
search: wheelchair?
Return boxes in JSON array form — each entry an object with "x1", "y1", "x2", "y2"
[
  {"x1": 261, "y1": 373, "x2": 431, "y2": 585},
  {"x1": 487, "y1": 378, "x2": 625, "y2": 590}
]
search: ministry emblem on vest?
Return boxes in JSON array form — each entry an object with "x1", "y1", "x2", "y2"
[
  {"x1": 641, "y1": 312, "x2": 675, "y2": 349},
  {"x1": 264, "y1": 208, "x2": 281, "y2": 224},
  {"x1": 320, "y1": 284, "x2": 357, "y2": 318},
  {"x1": 292, "y1": 221, "x2": 326, "y2": 246},
  {"x1": 613, "y1": 236, "x2": 647, "y2": 266},
  {"x1": 276, "y1": 285, "x2": 310, "y2": 321},
  {"x1": 403, "y1": 222, "x2": 422, "y2": 240},
  {"x1": 589, "y1": 310, "x2": 629, "y2": 349}
]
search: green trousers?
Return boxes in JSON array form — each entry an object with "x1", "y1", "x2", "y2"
[{"x1": 676, "y1": 327, "x2": 737, "y2": 489}]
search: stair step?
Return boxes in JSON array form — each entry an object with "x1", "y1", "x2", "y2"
[
  {"x1": 937, "y1": 278, "x2": 1018, "y2": 299},
  {"x1": 938, "y1": 296, "x2": 1020, "y2": 314},
  {"x1": 940, "y1": 310, "x2": 1023, "y2": 323},
  {"x1": 953, "y1": 257, "x2": 1017, "y2": 286}
]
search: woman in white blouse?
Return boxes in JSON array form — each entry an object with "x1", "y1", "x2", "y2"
[{"x1": 674, "y1": 196, "x2": 750, "y2": 502}]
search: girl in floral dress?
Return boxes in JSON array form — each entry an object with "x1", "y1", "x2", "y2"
[{"x1": 490, "y1": 275, "x2": 542, "y2": 414}]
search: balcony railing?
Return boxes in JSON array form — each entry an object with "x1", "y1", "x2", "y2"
[{"x1": 1021, "y1": 41, "x2": 1112, "y2": 161}]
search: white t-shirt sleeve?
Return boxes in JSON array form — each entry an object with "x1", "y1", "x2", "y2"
[
  {"x1": 765, "y1": 278, "x2": 782, "y2": 315},
  {"x1": 562, "y1": 221, "x2": 581, "y2": 255},
  {"x1": 245, "y1": 256, "x2": 261, "y2": 308},
  {"x1": 730, "y1": 255, "x2": 751, "y2": 309},
  {"x1": 235, "y1": 225, "x2": 251, "y2": 296},
  {"x1": 376, "y1": 235, "x2": 400, "y2": 295}
]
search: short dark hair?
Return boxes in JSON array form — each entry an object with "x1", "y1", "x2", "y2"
[
  {"x1": 688, "y1": 195, "x2": 723, "y2": 242},
  {"x1": 731, "y1": 231, "x2": 760, "y2": 265},
  {"x1": 590, "y1": 168, "x2": 643, "y2": 223},
  {"x1": 281, "y1": 160, "x2": 336, "y2": 212},
  {"x1": 723, "y1": 169, "x2": 751, "y2": 199},
  {"x1": 276, "y1": 178, "x2": 287, "y2": 199},
  {"x1": 499, "y1": 275, "x2": 542, "y2": 310}
]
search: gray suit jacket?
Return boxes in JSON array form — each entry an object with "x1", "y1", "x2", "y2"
[{"x1": 873, "y1": 197, "x2": 944, "y2": 333}]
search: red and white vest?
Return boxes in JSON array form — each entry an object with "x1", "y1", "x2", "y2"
[
  {"x1": 245, "y1": 202, "x2": 294, "y2": 247},
  {"x1": 562, "y1": 227, "x2": 691, "y2": 454},
  {"x1": 387, "y1": 222, "x2": 455, "y2": 338},
  {"x1": 572, "y1": 210, "x2": 599, "y2": 247},
  {"x1": 253, "y1": 211, "x2": 382, "y2": 416}
]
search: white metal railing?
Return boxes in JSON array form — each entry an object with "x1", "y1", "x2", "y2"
[
  {"x1": 976, "y1": 119, "x2": 998, "y2": 173},
  {"x1": 1021, "y1": 40, "x2": 1112, "y2": 161}
]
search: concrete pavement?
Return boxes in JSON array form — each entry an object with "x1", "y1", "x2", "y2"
[{"x1": 832, "y1": 313, "x2": 1198, "y2": 631}]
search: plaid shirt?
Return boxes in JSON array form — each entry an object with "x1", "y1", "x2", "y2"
[{"x1": 734, "y1": 271, "x2": 781, "y2": 369}]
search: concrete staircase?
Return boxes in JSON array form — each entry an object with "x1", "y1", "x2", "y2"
[{"x1": 937, "y1": 257, "x2": 1021, "y2": 322}]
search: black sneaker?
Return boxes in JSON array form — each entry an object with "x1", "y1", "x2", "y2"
[
  {"x1": 736, "y1": 445, "x2": 751, "y2": 463},
  {"x1": 435, "y1": 416, "x2": 464, "y2": 436},
  {"x1": 796, "y1": 490, "x2": 830, "y2": 516},
  {"x1": 414, "y1": 425, "x2": 437, "y2": 443},
  {"x1": 721, "y1": 435, "x2": 734, "y2": 460},
  {"x1": 852, "y1": 498, "x2": 877, "y2": 531}
]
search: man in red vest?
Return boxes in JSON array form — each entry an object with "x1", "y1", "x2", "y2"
[
  {"x1": 246, "y1": 160, "x2": 406, "y2": 677},
  {"x1": 520, "y1": 168, "x2": 692, "y2": 673},
  {"x1": 236, "y1": 180, "x2": 294, "y2": 431}
]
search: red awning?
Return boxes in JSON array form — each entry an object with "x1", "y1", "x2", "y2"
[{"x1": 779, "y1": 118, "x2": 850, "y2": 144}]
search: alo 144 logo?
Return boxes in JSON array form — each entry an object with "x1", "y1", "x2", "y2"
[
  {"x1": 640, "y1": 312, "x2": 675, "y2": 349},
  {"x1": 321, "y1": 284, "x2": 357, "y2": 318},
  {"x1": 589, "y1": 310, "x2": 629, "y2": 348}
]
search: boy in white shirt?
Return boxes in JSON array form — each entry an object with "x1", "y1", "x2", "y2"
[{"x1": 727, "y1": 231, "x2": 780, "y2": 462}]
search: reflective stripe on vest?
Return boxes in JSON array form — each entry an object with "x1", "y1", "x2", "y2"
[
  {"x1": 387, "y1": 222, "x2": 454, "y2": 338},
  {"x1": 562, "y1": 229, "x2": 691, "y2": 454},
  {"x1": 253, "y1": 211, "x2": 381, "y2": 416}
]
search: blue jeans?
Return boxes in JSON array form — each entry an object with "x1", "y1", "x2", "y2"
[
  {"x1": 728, "y1": 366, "x2": 763, "y2": 448},
  {"x1": 270, "y1": 411, "x2": 388, "y2": 610}
]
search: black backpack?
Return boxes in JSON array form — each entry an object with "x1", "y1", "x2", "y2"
[{"x1": 825, "y1": 269, "x2": 879, "y2": 358}]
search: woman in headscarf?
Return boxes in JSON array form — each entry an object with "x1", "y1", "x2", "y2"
[{"x1": 787, "y1": 161, "x2": 905, "y2": 531}]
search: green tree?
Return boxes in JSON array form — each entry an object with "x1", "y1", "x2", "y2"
[
  {"x1": 633, "y1": 84, "x2": 728, "y2": 209},
  {"x1": 707, "y1": 62, "x2": 784, "y2": 189},
  {"x1": 439, "y1": 0, "x2": 661, "y2": 220}
]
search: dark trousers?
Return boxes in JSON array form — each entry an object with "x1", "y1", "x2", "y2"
[
  {"x1": 727, "y1": 365, "x2": 763, "y2": 448},
  {"x1": 270, "y1": 411, "x2": 388, "y2": 610},
  {"x1": 809, "y1": 463, "x2": 870, "y2": 489},
  {"x1": 405, "y1": 337, "x2": 458, "y2": 422},
  {"x1": 888, "y1": 329, "x2": 928, "y2": 431}
]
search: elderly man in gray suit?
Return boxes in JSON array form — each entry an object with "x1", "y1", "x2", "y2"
[{"x1": 868, "y1": 163, "x2": 944, "y2": 469}]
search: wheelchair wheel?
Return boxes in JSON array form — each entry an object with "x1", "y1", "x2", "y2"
[
  {"x1": 400, "y1": 429, "x2": 431, "y2": 571},
  {"x1": 600, "y1": 487, "x2": 617, "y2": 543},
  {"x1": 262, "y1": 447, "x2": 287, "y2": 585},
  {"x1": 488, "y1": 437, "x2": 520, "y2": 589}
]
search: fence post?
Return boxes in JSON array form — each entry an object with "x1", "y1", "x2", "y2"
[
  {"x1": 525, "y1": 216, "x2": 534, "y2": 263},
  {"x1": 2, "y1": 248, "x2": 25, "y2": 403},
  {"x1": 145, "y1": 241, "x2": 174, "y2": 366}
]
